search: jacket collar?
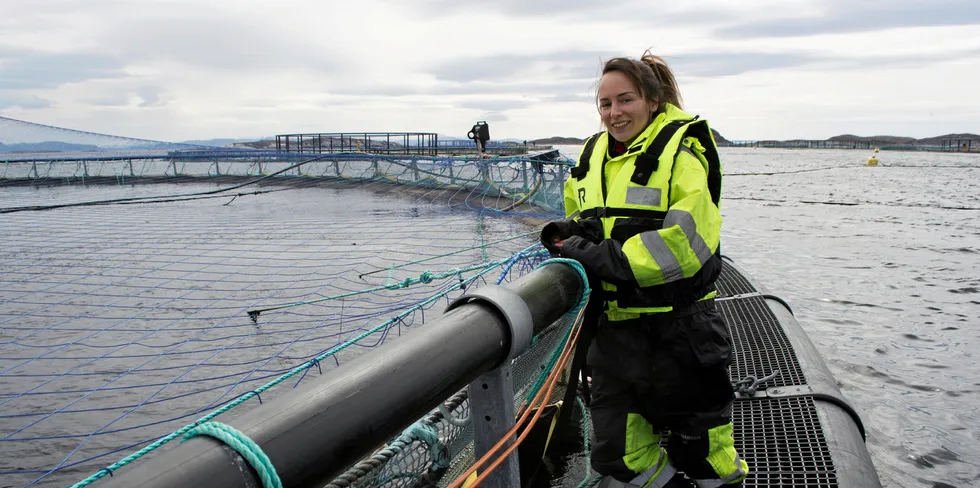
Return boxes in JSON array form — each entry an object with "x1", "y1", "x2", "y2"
[{"x1": 606, "y1": 103, "x2": 694, "y2": 158}]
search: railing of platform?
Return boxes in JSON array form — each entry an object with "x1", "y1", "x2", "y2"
[
  {"x1": 275, "y1": 132, "x2": 441, "y2": 156},
  {"x1": 87, "y1": 262, "x2": 587, "y2": 488}
]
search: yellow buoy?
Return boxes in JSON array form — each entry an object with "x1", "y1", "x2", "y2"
[{"x1": 866, "y1": 156, "x2": 878, "y2": 166}]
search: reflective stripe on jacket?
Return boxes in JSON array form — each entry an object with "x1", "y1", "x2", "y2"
[{"x1": 563, "y1": 103, "x2": 723, "y2": 321}]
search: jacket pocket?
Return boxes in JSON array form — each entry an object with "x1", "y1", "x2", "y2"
[{"x1": 683, "y1": 310, "x2": 732, "y2": 368}]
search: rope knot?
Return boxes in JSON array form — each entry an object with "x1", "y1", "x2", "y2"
[
  {"x1": 406, "y1": 422, "x2": 449, "y2": 469},
  {"x1": 419, "y1": 271, "x2": 433, "y2": 284}
]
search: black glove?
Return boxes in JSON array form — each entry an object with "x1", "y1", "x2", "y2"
[
  {"x1": 541, "y1": 219, "x2": 604, "y2": 256},
  {"x1": 541, "y1": 220, "x2": 584, "y2": 256},
  {"x1": 559, "y1": 236, "x2": 636, "y2": 286}
]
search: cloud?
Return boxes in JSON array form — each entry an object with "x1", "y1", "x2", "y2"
[
  {"x1": 717, "y1": 0, "x2": 980, "y2": 38},
  {"x1": 101, "y1": 10, "x2": 341, "y2": 73},
  {"x1": 86, "y1": 93, "x2": 130, "y2": 107},
  {"x1": 542, "y1": 93, "x2": 596, "y2": 104},
  {"x1": 428, "y1": 50, "x2": 607, "y2": 83},
  {"x1": 669, "y1": 46, "x2": 980, "y2": 79},
  {"x1": 455, "y1": 99, "x2": 532, "y2": 112},
  {"x1": 669, "y1": 52, "x2": 815, "y2": 77},
  {"x1": 391, "y1": 0, "x2": 735, "y2": 27},
  {"x1": 136, "y1": 86, "x2": 164, "y2": 107},
  {"x1": 0, "y1": 92, "x2": 52, "y2": 109},
  {"x1": 0, "y1": 47, "x2": 127, "y2": 90},
  {"x1": 482, "y1": 111, "x2": 509, "y2": 122},
  {"x1": 399, "y1": 0, "x2": 632, "y2": 17}
]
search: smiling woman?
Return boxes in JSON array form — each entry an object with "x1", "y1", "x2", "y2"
[{"x1": 545, "y1": 50, "x2": 744, "y2": 487}]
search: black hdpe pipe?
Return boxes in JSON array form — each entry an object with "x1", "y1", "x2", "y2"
[{"x1": 99, "y1": 262, "x2": 584, "y2": 488}]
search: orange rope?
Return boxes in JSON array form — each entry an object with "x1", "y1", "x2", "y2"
[{"x1": 447, "y1": 301, "x2": 588, "y2": 488}]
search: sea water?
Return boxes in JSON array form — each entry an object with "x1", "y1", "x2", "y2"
[
  {"x1": 2, "y1": 147, "x2": 979, "y2": 487},
  {"x1": 553, "y1": 145, "x2": 980, "y2": 488}
]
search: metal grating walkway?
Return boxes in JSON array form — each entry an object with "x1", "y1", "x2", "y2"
[
  {"x1": 720, "y1": 295, "x2": 807, "y2": 388},
  {"x1": 734, "y1": 397, "x2": 839, "y2": 487},
  {"x1": 716, "y1": 259, "x2": 757, "y2": 297},
  {"x1": 717, "y1": 263, "x2": 838, "y2": 487}
]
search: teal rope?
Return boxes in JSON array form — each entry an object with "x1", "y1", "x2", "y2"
[
  {"x1": 575, "y1": 396, "x2": 603, "y2": 488},
  {"x1": 404, "y1": 422, "x2": 449, "y2": 469},
  {"x1": 182, "y1": 422, "x2": 282, "y2": 488},
  {"x1": 326, "y1": 419, "x2": 448, "y2": 487},
  {"x1": 248, "y1": 249, "x2": 539, "y2": 319},
  {"x1": 535, "y1": 258, "x2": 591, "y2": 314},
  {"x1": 524, "y1": 320, "x2": 574, "y2": 405},
  {"x1": 523, "y1": 258, "x2": 592, "y2": 405},
  {"x1": 358, "y1": 231, "x2": 536, "y2": 279},
  {"x1": 72, "y1": 244, "x2": 545, "y2": 487}
]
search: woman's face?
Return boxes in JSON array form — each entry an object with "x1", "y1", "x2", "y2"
[{"x1": 598, "y1": 71, "x2": 659, "y2": 144}]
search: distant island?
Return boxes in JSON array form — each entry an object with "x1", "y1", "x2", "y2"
[
  {"x1": 530, "y1": 131, "x2": 980, "y2": 149},
  {"x1": 6, "y1": 131, "x2": 976, "y2": 155},
  {"x1": 530, "y1": 129, "x2": 730, "y2": 146},
  {"x1": 0, "y1": 141, "x2": 102, "y2": 153}
]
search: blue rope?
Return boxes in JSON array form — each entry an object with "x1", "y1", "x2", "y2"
[
  {"x1": 69, "y1": 245, "x2": 545, "y2": 487},
  {"x1": 182, "y1": 422, "x2": 282, "y2": 488}
]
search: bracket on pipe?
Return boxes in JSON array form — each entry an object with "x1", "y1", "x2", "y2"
[
  {"x1": 448, "y1": 284, "x2": 534, "y2": 488},
  {"x1": 446, "y1": 285, "x2": 533, "y2": 366}
]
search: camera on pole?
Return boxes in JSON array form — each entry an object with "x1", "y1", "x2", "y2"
[{"x1": 467, "y1": 121, "x2": 490, "y2": 155}]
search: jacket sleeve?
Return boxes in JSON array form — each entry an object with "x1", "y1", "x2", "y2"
[{"x1": 620, "y1": 138, "x2": 722, "y2": 288}]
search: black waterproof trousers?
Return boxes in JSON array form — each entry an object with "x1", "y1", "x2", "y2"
[{"x1": 587, "y1": 301, "x2": 741, "y2": 484}]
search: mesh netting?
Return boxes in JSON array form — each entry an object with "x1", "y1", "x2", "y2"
[
  {"x1": 0, "y1": 151, "x2": 575, "y2": 487},
  {"x1": 2, "y1": 126, "x2": 859, "y2": 488},
  {"x1": 326, "y1": 314, "x2": 578, "y2": 488}
]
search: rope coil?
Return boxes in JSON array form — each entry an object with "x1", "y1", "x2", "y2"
[{"x1": 182, "y1": 422, "x2": 282, "y2": 488}]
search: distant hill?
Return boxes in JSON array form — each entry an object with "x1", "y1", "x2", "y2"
[
  {"x1": 711, "y1": 129, "x2": 730, "y2": 145},
  {"x1": 766, "y1": 133, "x2": 979, "y2": 146},
  {"x1": 531, "y1": 128, "x2": 731, "y2": 146},
  {"x1": 232, "y1": 139, "x2": 277, "y2": 149},
  {"x1": 0, "y1": 141, "x2": 101, "y2": 153},
  {"x1": 827, "y1": 134, "x2": 916, "y2": 145},
  {"x1": 180, "y1": 137, "x2": 271, "y2": 147},
  {"x1": 914, "y1": 133, "x2": 980, "y2": 146}
]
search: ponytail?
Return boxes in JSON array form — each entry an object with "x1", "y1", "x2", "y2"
[{"x1": 640, "y1": 50, "x2": 683, "y2": 109}]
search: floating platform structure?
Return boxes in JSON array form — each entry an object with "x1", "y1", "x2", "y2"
[
  {"x1": 723, "y1": 140, "x2": 878, "y2": 150},
  {"x1": 0, "y1": 117, "x2": 879, "y2": 486},
  {"x1": 940, "y1": 137, "x2": 980, "y2": 152},
  {"x1": 273, "y1": 131, "x2": 542, "y2": 157},
  {"x1": 81, "y1": 255, "x2": 879, "y2": 488}
]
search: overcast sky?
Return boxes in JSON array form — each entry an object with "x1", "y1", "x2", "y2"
[{"x1": 1, "y1": 0, "x2": 979, "y2": 143}]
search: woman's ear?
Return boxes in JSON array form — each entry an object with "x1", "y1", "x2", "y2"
[{"x1": 649, "y1": 98, "x2": 659, "y2": 113}]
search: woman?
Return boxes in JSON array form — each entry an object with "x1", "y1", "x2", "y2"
[{"x1": 542, "y1": 51, "x2": 747, "y2": 487}]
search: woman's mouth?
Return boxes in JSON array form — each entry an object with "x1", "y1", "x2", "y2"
[{"x1": 612, "y1": 121, "x2": 629, "y2": 130}]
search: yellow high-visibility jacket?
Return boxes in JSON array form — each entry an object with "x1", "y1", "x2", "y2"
[{"x1": 562, "y1": 103, "x2": 723, "y2": 322}]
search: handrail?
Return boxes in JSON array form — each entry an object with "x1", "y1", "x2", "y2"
[{"x1": 97, "y1": 262, "x2": 585, "y2": 488}]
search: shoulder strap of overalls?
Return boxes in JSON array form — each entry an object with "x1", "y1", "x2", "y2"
[
  {"x1": 570, "y1": 132, "x2": 604, "y2": 181},
  {"x1": 629, "y1": 118, "x2": 695, "y2": 186}
]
